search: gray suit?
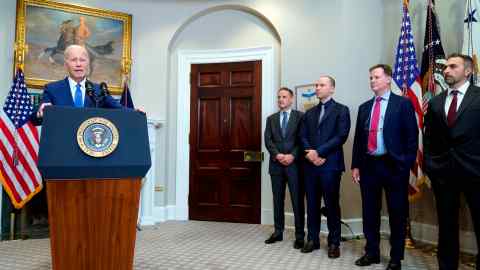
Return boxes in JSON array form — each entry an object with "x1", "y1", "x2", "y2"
[{"x1": 264, "y1": 109, "x2": 305, "y2": 240}]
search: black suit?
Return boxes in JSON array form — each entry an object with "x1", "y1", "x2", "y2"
[
  {"x1": 299, "y1": 99, "x2": 350, "y2": 247},
  {"x1": 265, "y1": 109, "x2": 305, "y2": 240},
  {"x1": 352, "y1": 92, "x2": 418, "y2": 262},
  {"x1": 424, "y1": 84, "x2": 480, "y2": 270}
]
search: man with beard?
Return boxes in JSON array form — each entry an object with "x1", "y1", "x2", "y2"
[{"x1": 424, "y1": 53, "x2": 480, "y2": 270}]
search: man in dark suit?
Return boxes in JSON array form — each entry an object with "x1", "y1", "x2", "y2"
[
  {"x1": 424, "y1": 54, "x2": 480, "y2": 270},
  {"x1": 351, "y1": 64, "x2": 418, "y2": 270},
  {"x1": 35, "y1": 44, "x2": 122, "y2": 120},
  {"x1": 264, "y1": 87, "x2": 305, "y2": 249},
  {"x1": 299, "y1": 75, "x2": 350, "y2": 257}
]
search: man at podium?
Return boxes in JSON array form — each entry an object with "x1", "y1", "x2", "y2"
[{"x1": 35, "y1": 44, "x2": 122, "y2": 120}]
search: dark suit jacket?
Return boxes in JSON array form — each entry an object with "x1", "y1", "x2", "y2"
[
  {"x1": 265, "y1": 109, "x2": 304, "y2": 175},
  {"x1": 299, "y1": 99, "x2": 351, "y2": 172},
  {"x1": 40, "y1": 77, "x2": 122, "y2": 109},
  {"x1": 424, "y1": 84, "x2": 480, "y2": 178},
  {"x1": 352, "y1": 92, "x2": 418, "y2": 172}
]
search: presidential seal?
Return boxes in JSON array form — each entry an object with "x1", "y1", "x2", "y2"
[{"x1": 77, "y1": 117, "x2": 119, "y2": 157}]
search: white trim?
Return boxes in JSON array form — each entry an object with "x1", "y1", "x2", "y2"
[
  {"x1": 176, "y1": 46, "x2": 276, "y2": 221},
  {"x1": 153, "y1": 205, "x2": 177, "y2": 223},
  {"x1": 410, "y1": 221, "x2": 478, "y2": 254},
  {"x1": 138, "y1": 118, "x2": 164, "y2": 226},
  {"x1": 278, "y1": 213, "x2": 477, "y2": 254}
]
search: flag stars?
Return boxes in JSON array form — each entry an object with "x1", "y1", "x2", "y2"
[{"x1": 465, "y1": 9, "x2": 478, "y2": 24}]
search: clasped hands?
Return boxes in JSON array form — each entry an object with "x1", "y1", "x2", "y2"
[
  {"x1": 275, "y1": 153, "x2": 295, "y2": 166},
  {"x1": 305, "y1": 149, "x2": 326, "y2": 166}
]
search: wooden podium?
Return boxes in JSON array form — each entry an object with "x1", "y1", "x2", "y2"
[{"x1": 38, "y1": 106, "x2": 151, "y2": 270}]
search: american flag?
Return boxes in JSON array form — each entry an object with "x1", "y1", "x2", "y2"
[
  {"x1": 0, "y1": 69, "x2": 42, "y2": 209},
  {"x1": 392, "y1": 0, "x2": 425, "y2": 200}
]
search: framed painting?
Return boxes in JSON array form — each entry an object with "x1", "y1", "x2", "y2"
[
  {"x1": 14, "y1": 0, "x2": 132, "y2": 94},
  {"x1": 295, "y1": 83, "x2": 318, "y2": 112}
]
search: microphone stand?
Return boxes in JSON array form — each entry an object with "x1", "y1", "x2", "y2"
[{"x1": 86, "y1": 80, "x2": 109, "y2": 108}]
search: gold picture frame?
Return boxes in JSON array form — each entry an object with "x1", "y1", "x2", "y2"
[
  {"x1": 295, "y1": 83, "x2": 318, "y2": 112},
  {"x1": 14, "y1": 0, "x2": 132, "y2": 94}
]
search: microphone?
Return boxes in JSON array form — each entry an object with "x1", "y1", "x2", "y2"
[
  {"x1": 85, "y1": 80, "x2": 97, "y2": 107},
  {"x1": 85, "y1": 80, "x2": 95, "y2": 97},
  {"x1": 99, "y1": 82, "x2": 110, "y2": 97}
]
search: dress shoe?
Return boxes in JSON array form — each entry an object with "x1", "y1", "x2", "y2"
[
  {"x1": 354, "y1": 254, "x2": 380, "y2": 266},
  {"x1": 327, "y1": 245, "x2": 340, "y2": 258},
  {"x1": 300, "y1": 240, "x2": 320, "y2": 253},
  {"x1": 264, "y1": 233, "x2": 282, "y2": 244},
  {"x1": 293, "y1": 239, "x2": 304, "y2": 249},
  {"x1": 386, "y1": 261, "x2": 401, "y2": 270}
]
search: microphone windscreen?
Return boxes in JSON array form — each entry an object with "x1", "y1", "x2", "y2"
[
  {"x1": 85, "y1": 80, "x2": 94, "y2": 96},
  {"x1": 99, "y1": 82, "x2": 109, "y2": 96}
]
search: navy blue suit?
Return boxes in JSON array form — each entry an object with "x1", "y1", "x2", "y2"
[
  {"x1": 351, "y1": 92, "x2": 418, "y2": 262},
  {"x1": 32, "y1": 78, "x2": 122, "y2": 125},
  {"x1": 299, "y1": 99, "x2": 350, "y2": 247},
  {"x1": 41, "y1": 77, "x2": 122, "y2": 109}
]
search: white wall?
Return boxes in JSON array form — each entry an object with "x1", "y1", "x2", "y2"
[
  {"x1": 0, "y1": 0, "x2": 384, "y2": 222},
  {"x1": 1, "y1": 0, "x2": 476, "y2": 252},
  {"x1": 167, "y1": 8, "x2": 282, "y2": 213}
]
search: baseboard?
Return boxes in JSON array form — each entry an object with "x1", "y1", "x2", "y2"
[
  {"x1": 156, "y1": 206, "x2": 478, "y2": 254},
  {"x1": 275, "y1": 210, "x2": 478, "y2": 254},
  {"x1": 262, "y1": 208, "x2": 364, "y2": 238},
  {"x1": 409, "y1": 220, "x2": 478, "y2": 254},
  {"x1": 152, "y1": 205, "x2": 177, "y2": 223}
]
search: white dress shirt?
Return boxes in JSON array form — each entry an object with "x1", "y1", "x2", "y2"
[{"x1": 444, "y1": 80, "x2": 469, "y2": 116}]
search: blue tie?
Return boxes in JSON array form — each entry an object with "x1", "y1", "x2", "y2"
[
  {"x1": 281, "y1": 111, "x2": 288, "y2": 138},
  {"x1": 318, "y1": 103, "x2": 325, "y2": 125},
  {"x1": 74, "y1": 83, "x2": 83, "y2": 107}
]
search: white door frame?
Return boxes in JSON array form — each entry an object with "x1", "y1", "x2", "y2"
[{"x1": 175, "y1": 46, "x2": 276, "y2": 222}]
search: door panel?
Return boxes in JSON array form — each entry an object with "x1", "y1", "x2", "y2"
[{"x1": 189, "y1": 61, "x2": 261, "y2": 223}]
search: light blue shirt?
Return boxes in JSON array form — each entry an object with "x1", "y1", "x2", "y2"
[
  {"x1": 68, "y1": 77, "x2": 86, "y2": 104},
  {"x1": 369, "y1": 90, "x2": 390, "y2": 155}
]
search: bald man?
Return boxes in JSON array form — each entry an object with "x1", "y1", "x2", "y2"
[{"x1": 299, "y1": 75, "x2": 350, "y2": 257}]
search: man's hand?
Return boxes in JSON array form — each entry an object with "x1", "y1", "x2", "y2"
[
  {"x1": 312, "y1": 157, "x2": 326, "y2": 166},
  {"x1": 36, "y1": 103, "x2": 52, "y2": 118},
  {"x1": 305, "y1": 149, "x2": 325, "y2": 166},
  {"x1": 352, "y1": 168, "x2": 361, "y2": 184},
  {"x1": 135, "y1": 108, "x2": 146, "y2": 114},
  {"x1": 305, "y1": 149, "x2": 319, "y2": 162},
  {"x1": 281, "y1": 154, "x2": 295, "y2": 166},
  {"x1": 276, "y1": 153, "x2": 285, "y2": 163}
]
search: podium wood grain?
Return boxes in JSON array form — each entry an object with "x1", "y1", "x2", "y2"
[{"x1": 46, "y1": 178, "x2": 141, "y2": 270}]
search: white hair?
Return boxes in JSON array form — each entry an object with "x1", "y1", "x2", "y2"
[{"x1": 63, "y1": 44, "x2": 89, "y2": 60}]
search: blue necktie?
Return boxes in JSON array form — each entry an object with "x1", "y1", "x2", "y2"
[
  {"x1": 281, "y1": 111, "x2": 288, "y2": 138},
  {"x1": 318, "y1": 103, "x2": 325, "y2": 124},
  {"x1": 74, "y1": 83, "x2": 83, "y2": 107}
]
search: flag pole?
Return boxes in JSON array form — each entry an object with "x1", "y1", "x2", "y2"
[
  {"x1": 397, "y1": 0, "x2": 417, "y2": 250},
  {"x1": 9, "y1": 212, "x2": 15, "y2": 240}
]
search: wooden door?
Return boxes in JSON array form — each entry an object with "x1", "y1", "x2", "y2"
[{"x1": 189, "y1": 61, "x2": 261, "y2": 223}]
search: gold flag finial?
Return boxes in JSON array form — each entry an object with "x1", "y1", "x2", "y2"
[{"x1": 14, "y1": 42, "x2": 28, "y2": 71}]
